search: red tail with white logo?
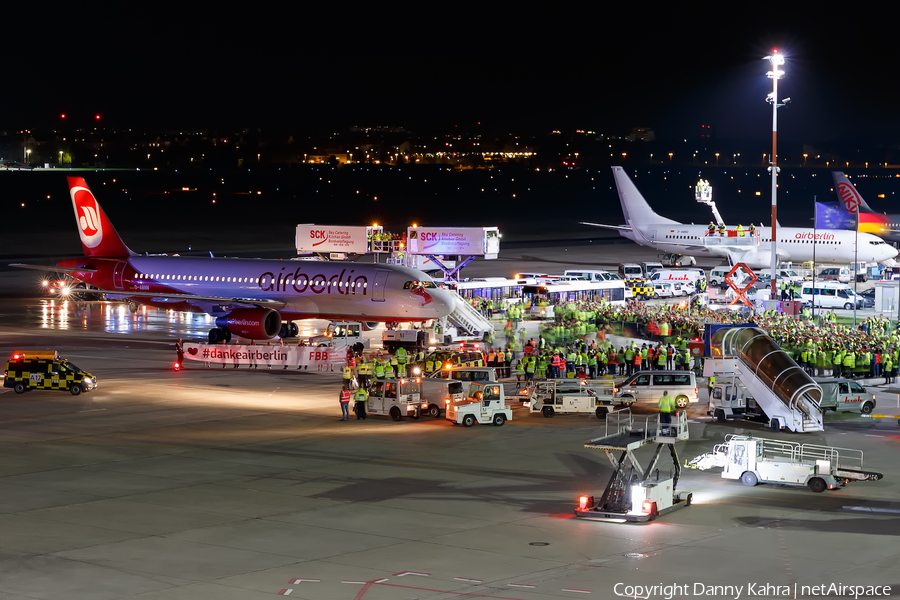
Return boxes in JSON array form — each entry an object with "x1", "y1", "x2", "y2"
[{"x1": 67, "y1": 177, "x2": 135, "y2": 258}]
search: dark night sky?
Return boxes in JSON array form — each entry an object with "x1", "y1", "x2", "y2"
[{"x1": 5, "y1": 3, "x2": 899, "y2": 142}]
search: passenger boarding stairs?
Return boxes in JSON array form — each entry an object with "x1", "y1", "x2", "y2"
[
  {"x1": 435, "y1": 291, "x2": 495, "y2": 344},
  {"x1": 705, "y1": 326, "x2": 824, "y2": 433}
]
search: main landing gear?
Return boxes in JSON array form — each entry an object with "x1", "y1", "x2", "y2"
[
  {"x1": 279, "y1": 322, "x2": 299, "y2": 339},
  {"x1": 208, "y1": 328, "x2": 232, "y2": 344}
]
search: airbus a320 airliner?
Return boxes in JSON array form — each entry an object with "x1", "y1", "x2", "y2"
[
  {"x1": 582, "y1": 167, "x2": 898, "y2": 268},
  {"x1": 17, "y1": 178, "x2": 453, "y2": 343}
]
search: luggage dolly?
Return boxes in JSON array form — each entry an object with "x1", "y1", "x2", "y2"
[{"x1": 575, "y1": 408, "x2": 692, "y2": 522}]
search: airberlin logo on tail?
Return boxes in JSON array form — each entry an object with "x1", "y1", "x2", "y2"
[
  {"x1": 838, "y1": 181, "x2": 861, "y2": 214},
  {"x1": 70, "y1": 186, "x2": 104, "y2": 248}
]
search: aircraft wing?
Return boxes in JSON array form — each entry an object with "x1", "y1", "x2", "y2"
[
  {"x1": 90, "y1": 289, "x2": 286, "y2": 309},
  {"x1": 579, "y1": 222, "x2": 632, "y2": 231},
  {"x1": 9, "y1": 263, "x2": 98, "y2": 274}
]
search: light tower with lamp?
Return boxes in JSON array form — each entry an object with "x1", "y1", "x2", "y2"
[{"x1": 764, "y1": 49, "x2": 790, "y2": 300}]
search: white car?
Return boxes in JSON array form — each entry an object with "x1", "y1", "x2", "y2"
[{"x1": 652, "y1": 282, "x2": 675, "y2": 298}]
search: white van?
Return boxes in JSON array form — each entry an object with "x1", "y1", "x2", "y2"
[
  {"x1": 642, "y1": 262, "x2": 664, "y2": 277},
  {"x1": 818, "y1": 267, "x2": 852, "y2": 284},
  {"x1": 648, "y1": 269, "x2": 705, "y2": 287},
  {"x1": 614, "y1": 370, "x2": 699, "y2": 408},
  {"x1": 813, "y1": 378, "x2": 876, "y2": 414},
  {"x1": 564, "y1": 269, "x2": 621, "y2": 282},
  {"x1": 618, "y1": 263, "x2": 643, "y2": 279},
  {"x1": 799, "y1": 282, "x2": 862, "y2": 310}
]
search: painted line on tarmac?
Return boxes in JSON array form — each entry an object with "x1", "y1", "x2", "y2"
[
  {"x1": 365, "y1": 581, "x2": 530, "y2": 600},
  {"x1": 842, "y1": 505, "x2": 900, "y2": 514}
]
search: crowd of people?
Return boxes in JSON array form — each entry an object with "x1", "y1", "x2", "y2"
[{"x1": 510, "y1": 297, "x2": 900, "y2": 383}]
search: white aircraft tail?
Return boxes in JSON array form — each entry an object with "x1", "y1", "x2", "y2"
[{"x1": 611, "y1": 167, "x2": 679, "y2": 228}]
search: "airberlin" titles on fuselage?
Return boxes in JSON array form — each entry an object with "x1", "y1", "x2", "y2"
[{"x1": 258, "y1": 266, "x2": 368, "y2": 295}]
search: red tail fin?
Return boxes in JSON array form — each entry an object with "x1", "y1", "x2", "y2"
[{"x1": 67, "y1": 177, "x2": 134, "y2": 258}]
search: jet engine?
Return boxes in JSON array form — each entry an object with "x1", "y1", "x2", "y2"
[{"x1": 215, "y1": 308, "x2": 282, "y2": 340}]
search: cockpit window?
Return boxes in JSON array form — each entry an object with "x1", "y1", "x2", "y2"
[{"x1": 403, "y1": 280, "x2": 436, "y2": 289}]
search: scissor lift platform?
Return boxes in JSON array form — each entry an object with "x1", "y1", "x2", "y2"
[{"x1": 576, "y1": 408, "x2": 692, "y2": 522}]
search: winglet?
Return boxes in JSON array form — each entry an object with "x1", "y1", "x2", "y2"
[{"x1": 67, "y1": 177, "x2": 135, "y2": 258}]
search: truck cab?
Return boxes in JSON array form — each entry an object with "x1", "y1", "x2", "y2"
[
  {"x1": 708, "y1": 378, "x2": 767, "y2": 423},
  {"x1": 366, "y1": 378, "x2": 423, "y2": 421},
  {"x1": 527, "y1": 380, "x2": 615, "y2": 418},
  {"x1": 446, "y1": 382, "x2": 512, "y2": 427}
]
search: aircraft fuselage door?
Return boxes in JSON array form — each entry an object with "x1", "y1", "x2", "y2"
[
  {"x1": 114, "y1": 262, "x2": 127, "y2": 289},
  {"x1": 372, "y1": 269, "x2": 389, "y2": 302}
]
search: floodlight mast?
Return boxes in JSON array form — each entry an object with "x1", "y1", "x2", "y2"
[{"x1": 765, "y1": 50, "x2": 786, "y2": 300}]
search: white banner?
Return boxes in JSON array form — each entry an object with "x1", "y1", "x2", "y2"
[
  {"x1": 183, "y1": 344, "x2": 346, "y2": 367},
  {"x1": 296, "y1": 224, "x2": 368, "y2": 254}
]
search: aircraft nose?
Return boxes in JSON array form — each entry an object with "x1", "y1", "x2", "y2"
[{"x1": 431, "y1": 287, "x2": 455, "y2": 318}]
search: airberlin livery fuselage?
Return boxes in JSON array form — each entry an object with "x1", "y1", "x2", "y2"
[
  {"x1": 56, "y1": 256, "x2": 450, "y2": 322},
  {"x1": 53, "y1": 177, "x2": 453, "y2": 341}
]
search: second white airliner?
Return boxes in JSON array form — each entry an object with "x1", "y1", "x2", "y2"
[{"x1": 582, "y1": 167, "x2": 898, "y2": 268}]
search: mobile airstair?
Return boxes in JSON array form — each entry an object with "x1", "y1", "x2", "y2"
[
  {"x1": 575, "y1": 408, "x2": 692, "y2": 522},
  {"x1": 434, "y1": 290, "x2": 494, "y2": 344},
  {"x1": 704, "y1": 325, "x2": 824, "y2": 433}
]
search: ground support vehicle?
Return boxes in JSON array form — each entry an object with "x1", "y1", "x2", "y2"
[
  {"x1": 687, "y1": 434, "x2": 883, "y2": 492},
  {"x1": 708, "y1": 377, "x2": 767, "y2": 423},
  {"x1": 382, "y1": 328, "x2": 426, "y2": 354},
  {"x1": 309, "y1": 322, "x2": 369, "y2": 352},
  {"x1": 420, "y1": 347, "x2": 485, "y2": 375},
  {"x1": 813, "y1": 378, "x2": 876, "y2": 414},
  {"x1": 446, "y1": 382, "x2": 512, "y2": 427},
  {"x1": 4, "y1": 351, "x2": 97, "y2": 396},
  {"x1": 705, "y1": 325, "x2": 824, "y2": 432},
  {"x1": 366, "y1": 378, "x2": 423, "y2": 421},
  {"x1": 659, "y1": 252, "x2": 696, "y2": 267},
  {"x1": 418, "y1": 377, "x2": 465, "y2": 417},
  {"x1": 425, "y1": 366, "x2": 497, "y2": 399},
  {"x1": 623, "y1": 278, "x2": 653, "y2": 300},
  {"x1": 575, "y1": 408, "x2": 692, "y2": 522},
  {"x1": 526, "y1": 379, "x2": 616, "y2": 418}
]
